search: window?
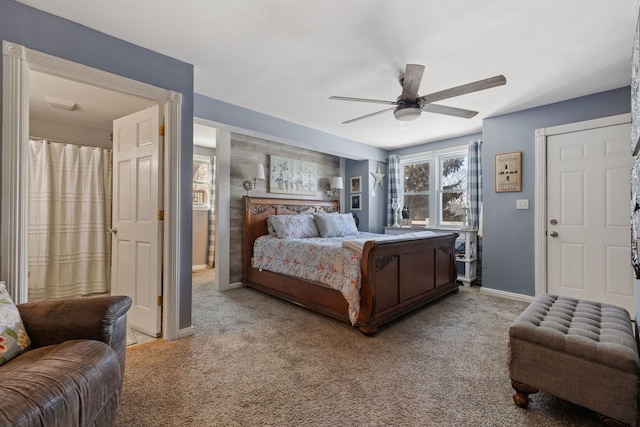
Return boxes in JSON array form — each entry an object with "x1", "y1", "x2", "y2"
[
  {"x1": 193, "y1": 155, "x2": 211, "y2": 210},
  {"x1": 402, "y1": 158, "x2": 431, "y2": 226},
  {"x1": 399, "y1": 146, "x2": 468, "y2": 228},
  {"x1": 438, "y1": 152, "x2": 468, "y2": 226}
]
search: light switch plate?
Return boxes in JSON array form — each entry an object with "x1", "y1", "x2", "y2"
[{"x1": 516, "y1": 199, "x2": 529, "y2": 210}]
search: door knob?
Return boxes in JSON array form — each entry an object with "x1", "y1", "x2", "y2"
[
  {"x1": 549, "y1": 231, "x2": 558, "y2": 237},
  {"x1": 106, "y1": 227, "x2": 118, "y2": 234}
]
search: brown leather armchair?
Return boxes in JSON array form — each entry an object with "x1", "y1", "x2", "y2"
[{"x1": 0, "y1": 295, "x2": 132, "y2": 427}]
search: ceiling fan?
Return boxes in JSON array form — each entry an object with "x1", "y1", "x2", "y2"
[{"x1": 330, "y1": 64, "x2": 506, "y2": 124}]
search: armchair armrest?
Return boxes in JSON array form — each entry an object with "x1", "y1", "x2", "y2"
[{"x1": 17, "y1": 296, "x2": 132, "y2": 376}]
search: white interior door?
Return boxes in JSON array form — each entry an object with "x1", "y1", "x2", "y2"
[
  {"x1": 112, "y1": 105, "x2": 163, "y2": 336},
  {"x1": 547, "y1": 122, "x2": 634, "y2": 315}
]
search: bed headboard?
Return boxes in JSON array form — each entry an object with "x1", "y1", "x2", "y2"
[{"x1": 242, "y1": 196, "x2": 340, "y2": 280}]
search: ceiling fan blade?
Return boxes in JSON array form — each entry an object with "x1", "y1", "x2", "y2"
[
  {"x1": 417, "y1": 75, "x2": 506, "y2": 104},
  {"x1": 421, "y1": 103, "x2": 478, "y2": 119},
  {"x1": 400, "y1": 64, "x2": 425, "y2": 101},
  {"x1": 342, "y1": 107, "x2": 395, "y2": 124},
  {"x1": 329, "y1": 96, "x2": 397, "y2": 106}
]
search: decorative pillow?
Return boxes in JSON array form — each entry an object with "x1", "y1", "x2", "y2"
[
  {"x1": 314, "y1": 213, "x2": 359, "y2": 238},
  {"x1": 269, "y1": 214, "x2": 320, "y2": 239},
  {"x1": 266, "y1": 216, "x2": 277, "y2": 236},
  {"x1": 0, "y1": 281, "x2": 31, "y2": 365}
]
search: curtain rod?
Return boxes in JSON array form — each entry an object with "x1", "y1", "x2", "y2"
[
  {"x1": 29, "y1": 136, "x2": 85, "y2": 146},
  {"x1": 29, "y1": 136, "x2": 110, "y2": 149}
]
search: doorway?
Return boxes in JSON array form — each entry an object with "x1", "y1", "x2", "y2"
[
  {"x1": 535, "y1": 114, "x2": 635, "y2": 316},
  {"x1": 2, "y1": 41, "x2": 185, "y2": 340},
  {"x1": 27, "y1": 70, "x2": 155, "y2": 303},
  {"x1": 192, "y1": 122, "x2": 217, "y2": 277}
]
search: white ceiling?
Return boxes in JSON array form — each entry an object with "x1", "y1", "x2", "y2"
[
  {"x1": 29, "y1": 71, "x2": 152, "y2": 132},
  {"x1": 18, "y1": 0, "x2": 640, "y2": 150}
]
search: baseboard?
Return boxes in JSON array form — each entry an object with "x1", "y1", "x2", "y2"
[
  {"x1": 192, "y1": 264, "x2": 208, "y2": 271},
  {"x1": 177, "y1": 326, "x2": 195, "y2": 339},
  {"x1": 229, "y1": 281, "x2": 243, "y2": 290},
  {"x1": 479, "y1": 287, "x2": 536, "y2": 303}
]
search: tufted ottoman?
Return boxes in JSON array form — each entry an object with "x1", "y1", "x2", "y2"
[{"x1": 508, "y1": 294, "x2": 639, "y2": 426}]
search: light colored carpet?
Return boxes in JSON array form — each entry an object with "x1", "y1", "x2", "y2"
[{"x1": 115, "y1": 278, "x2": 604, "y2": 426}]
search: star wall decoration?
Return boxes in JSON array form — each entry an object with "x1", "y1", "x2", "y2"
[{"x1": 370, "y1": 164, "x2": 386, "y2": 189}]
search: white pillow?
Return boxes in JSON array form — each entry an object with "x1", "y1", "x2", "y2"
[
  {"x1": 314, "y1": 213, "x2": 358, "y2": 238},
  {"x1": 268, "y1": 214, "x2": 320, "y2": 239}
]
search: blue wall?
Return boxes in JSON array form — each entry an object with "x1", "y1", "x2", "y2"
[
  {"x1": 367, "y1": 159, "x2": 388, "y2": 233},
  {"x1": 345, "y1": 159, "x2": 371, "y2": 230},
  {"x1": 0, "y1": 0, "x2": 195, "y2": 328},
  {"x1": 194, "y1": 94, "x2": 388, "y2": 163},
  {"x1": 482, "y1": 87, "x2": 630, "y2": 295},
  {"x1": 391, "y1": 132, "x2": 483, "y2": 157}
]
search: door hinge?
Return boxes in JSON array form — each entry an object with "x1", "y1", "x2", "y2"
[
  {"x1": 157, "y1": 295, "x2": 163, "y2": 307},
  {"x1": 158, "y1": 210, "x2": 164, "y2": 221},
  {"x1": 159, "y1": 125, "x2": 164, "y2": 136}
]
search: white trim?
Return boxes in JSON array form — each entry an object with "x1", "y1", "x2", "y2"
[
  {"x1": 534, "y1": 113, "x2": 631, "y2": 298},
  {"x1": 478, "y1": 287, "x2": 536, "y2": 303},
  {"x1": 228, "y1": 281, "x2": 243, "y2": 290},
  {"x1": 213, "y1": 128, "x2": 231, "y2": 291},
  {"x1": 163, "y1": 90, "x2": 183, "y2": 341},
  {"x1": 1, "y1": 42, "x2": 28, "y2": 303},
  {"x1": 534, "y1": 129, "x2": 547, "y2": 297},
  {"x1": 177, "y1": 326, "x2": 195, "y2": 340},
  {"x1": 192, "y1": 264, "x2": 209, "y2": 271},
  {"x1": 1, "y1": 41, "x2": 184, "y2": 341}
]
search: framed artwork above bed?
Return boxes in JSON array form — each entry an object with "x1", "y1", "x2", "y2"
[{"x1": 269, "y1": 155, "x2": 318, "y2": 195}]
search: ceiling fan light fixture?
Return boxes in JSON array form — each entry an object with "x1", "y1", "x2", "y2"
[{"x1": 393, "y1": 105, "x2": 421, "y2": 122}]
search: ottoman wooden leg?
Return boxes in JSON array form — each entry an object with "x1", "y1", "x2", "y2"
[{"x1": 511, "y1": 380, "x2": 538, "y2": 408}]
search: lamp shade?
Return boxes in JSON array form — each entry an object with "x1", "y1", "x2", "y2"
[
  {"x1": 251, "y1": 164, "x2": 266, "y2": 180},
  {"x1": 330, "y1": 176, "x2": 344, "y2": 190}
]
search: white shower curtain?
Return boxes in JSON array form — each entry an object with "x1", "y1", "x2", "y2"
[{"x1": 27, "y1": 139, "x2": 113, "y2": 301}]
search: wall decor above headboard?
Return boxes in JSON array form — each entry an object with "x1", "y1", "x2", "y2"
[{"x1": 269, "y1": 155, "x2": 318, "y2": 195}]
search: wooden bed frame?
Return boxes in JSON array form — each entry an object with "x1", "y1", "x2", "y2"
[{"x1": 242, "y1": 196, "x2": 459, "y2": 335}]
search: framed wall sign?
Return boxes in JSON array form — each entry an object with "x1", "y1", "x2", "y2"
[{"x1": 495, "y1": 151, "x2": 522, "y2": 192}]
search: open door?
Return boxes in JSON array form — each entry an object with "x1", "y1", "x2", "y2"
[{"x1": 111, "y1": 105, "x2": 163, "y2": 336}]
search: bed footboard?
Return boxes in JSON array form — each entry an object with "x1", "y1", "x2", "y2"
[{"x1": 356, "y1": 233, "x2": 458, "y2": 335}]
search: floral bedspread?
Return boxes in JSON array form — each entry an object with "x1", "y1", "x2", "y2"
[{"x1": 251, "y1": 233, "x2": 379, "y2": 325}]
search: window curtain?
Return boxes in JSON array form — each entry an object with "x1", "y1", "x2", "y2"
[
  {"x1": 27, "y1": 139, "x2": 112, "y2": 301},
  {"x1": 207, "y1": 156, "x2": 216, "y2": 268},
  {"x1": 387, "y1": 154, "x2": 401, "y2": 226},
  {"x1": 467, "y1": 140, "x2": 483, "y2": 236}
]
